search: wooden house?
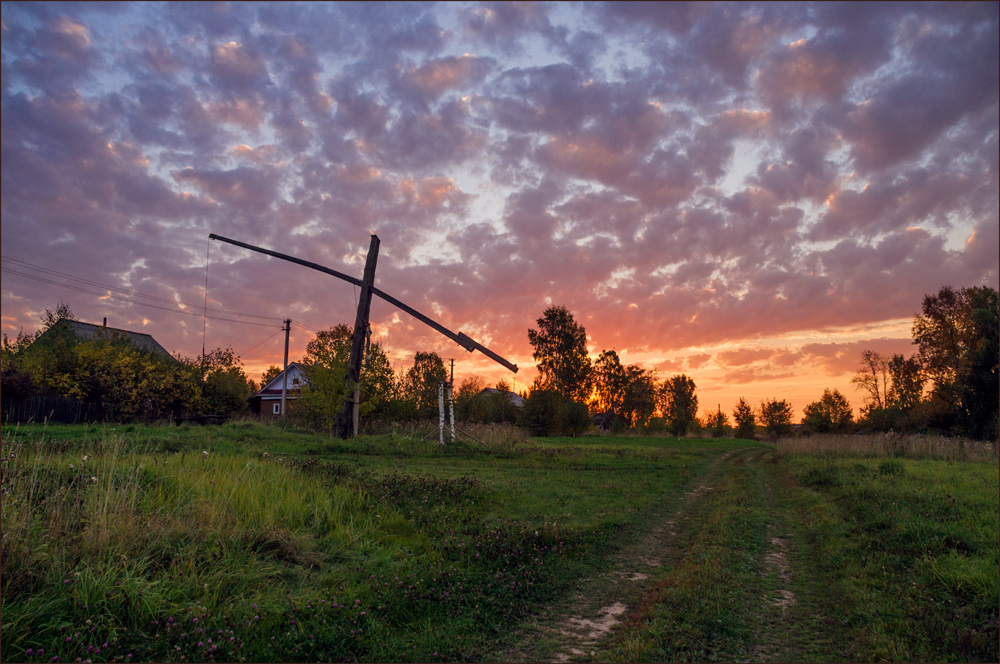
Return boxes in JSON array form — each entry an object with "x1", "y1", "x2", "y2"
[{"x1": 249, "y1": 362, "x2": 307, "y2": 418}]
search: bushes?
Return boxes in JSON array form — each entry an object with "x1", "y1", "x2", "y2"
[{"x1": 519, "y1": 389, "x2": 590, "y2": 437}]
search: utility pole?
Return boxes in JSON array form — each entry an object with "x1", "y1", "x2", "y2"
[
  {"x1": 280, "y1": 319, "x2": 291, "y2": 418},
  {"x1": 449, "y1": 358, "x2": 454, "y2": 384},
  {"x1": 338, "y1": 234, "x2": 380, "y2": 439}
]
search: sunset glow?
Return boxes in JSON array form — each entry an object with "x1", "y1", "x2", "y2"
[{"x1": 2, "y1": 2, "x2": 997, "y2": 419}]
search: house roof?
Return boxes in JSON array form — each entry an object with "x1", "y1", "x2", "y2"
[
  {"x1": 39, "y1": 319, "x2": 176, "y2": 360},
  {"x1": 477, "y1": 387, "x2": 525, "y2": 407},
  {"x1": 254, "y1": 361, "x2": 308, "y2": 397}
]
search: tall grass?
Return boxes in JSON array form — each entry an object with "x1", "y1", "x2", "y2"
[{"x1": 776, "y1": 432, "x2": 998, "y2": 462}]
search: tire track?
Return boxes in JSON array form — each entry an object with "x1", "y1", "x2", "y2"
[{"x1": 494, "y1": 448, "x2": 749, "y2": 663}]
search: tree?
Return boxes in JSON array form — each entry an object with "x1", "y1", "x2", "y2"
[
  {"x1": 527, "y1": 305, "x2": 593, "y2": 402},
  {"x1": 40, "y1": 301, "x2": 76, "y2": 331},
  {"x1": 620, "y1": 365, "x2": 657, "y2": 428},
  {"x1": 705, "y1": 405, "x2": 731, "y2": 438},
  {"x1": 455, "y1": 375, "x2": 488, "y2": 422},
  {"x1": 402, "y1": 351, "x2": 448, "y2": 420},
  {"x1": 760, "y1": 398, "x2": 794, "y2": 440},
  {"x1": 593, "y1": 349, "x2": 627, "y2": 416},
  {"x1": 801, "y1": 389, "x2": 854, "y2": 434},
  {"x1": 198, "y1": 347, "x2": 255, "y2": 417},
  {"x1": 961, "y1": 287, "x2": 999, "y2": 439},
  {"x1": 260, "y1": 365, "x2": 282, "y2": 386},
  {"x1": 733, "y1": 397, "x2": 756, "y2": 439},
  {"x1": 304, "y1": 324, "x2": 353, "y2": 366},
  {"x1": 912, "y1": 285, "x2": 999, "y2": 438},
  {"x1": 519, "y1": 388, "x2": 589, "y2": 437},
  {"x1": 885, "y1": 354, "x2": 924, "y2": 410},
  {"x1": 851, "y1": 350, "x2": 890, "y2": 410},
  {"x1": 660, "y1": 374, "x2": 698, "y2": 437},
  {"x1": 299, "y1": 325, "x2": 399, "y2": 430}
]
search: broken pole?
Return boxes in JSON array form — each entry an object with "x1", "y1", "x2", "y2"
[{"x1": 338, "y1": 234, "x2": 380, "y2": 439}]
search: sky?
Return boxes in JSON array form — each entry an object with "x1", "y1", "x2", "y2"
[{"x1": 2, "y1": 1, "x2": 998, "y2": 419}]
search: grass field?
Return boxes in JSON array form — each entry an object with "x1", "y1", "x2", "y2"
[{"x1": 1, "y1": 422, "x2": 996, "y2": 663}]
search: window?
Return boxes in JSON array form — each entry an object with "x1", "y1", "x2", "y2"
[{"x1": 273, "y1": 403, "x2": 281, "y2": 415}]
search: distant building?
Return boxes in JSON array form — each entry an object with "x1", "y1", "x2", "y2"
[
  {"x1": 249, "y1": 362, "x2": 307, "y2": 418},
  {"x1": 34, "y1": 318, "x2": 176, "y2": 361},
  {"x1": 476, "y1": 387, "x2": 525, "y2": 408}
]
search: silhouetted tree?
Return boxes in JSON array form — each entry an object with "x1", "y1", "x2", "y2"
[
  {"x1": 706, "y1": 405, "x2": 731, "y2": 437},
  {"x1": 660, "y1": 374, "x2": 698, "y2": 437},
  {"x1": 801, "y1": 388, "x2": 854, "y2": 434},
  {"x1": 527, "y1": 305, "x2": 593, "y2": 402},
  {"x1": 733, "y1": 397, "x2": 756, "y2": 439},
  {"x1": 760, "y1": 398, "x2": 794, "y2": 440}
]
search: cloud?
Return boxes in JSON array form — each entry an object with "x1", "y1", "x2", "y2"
[{"x1": 0, "y1": 2, "x2": 996, "y2": 404}]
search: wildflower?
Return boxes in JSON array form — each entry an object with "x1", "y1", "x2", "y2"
[
  {"x1": 69, "y1": 464, "x2": 75, "y2": 469},
  {"x1": 26, "y1": 650, "x2": 33, "y2": 656},
  {"x1": 90, "y1": 477, "x2": 97, "y2": 483},
  {"x1": 82, "y1": 455, "x2": 89, "y2": 462}
]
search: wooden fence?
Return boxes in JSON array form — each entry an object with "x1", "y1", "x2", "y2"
[{"x1": 1, "y1": 395, "x2": 102, "y2": 424}]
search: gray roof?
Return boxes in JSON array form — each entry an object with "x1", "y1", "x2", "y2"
[
  {"x1": 41, "y1": 319, "x2": 176, "y2": 360},
  {"x1": 477, "y1": 388, "x2": 525, "y2": 407}
]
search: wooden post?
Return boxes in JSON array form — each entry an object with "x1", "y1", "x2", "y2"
[
  {"x1": 448, "y1": 382, "x2": 455, "y2": 442},
  {"x1": 438, "y1": 382, "x2": 445, "y2": 446},
  {"x1": 280, "y1": 319, "x2": 291, "y2": 418},
  {"x1": 338, "y1": 235, "x2": 380, "y2": 439}
]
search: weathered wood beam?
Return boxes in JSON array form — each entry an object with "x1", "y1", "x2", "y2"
[{"x1": 208, "y1": 233, "x2": 518, "y2": 374}]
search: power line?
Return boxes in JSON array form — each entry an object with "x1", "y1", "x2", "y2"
[
  {"x1": 236, "y1": 328, "x2": 285, "y2": 358},
  {"x1": 1, "y1": 267, "x2": 278, "y2": 328},
  {"x1": 1, "y1": 256, "x2": 285, "y2": 323}
]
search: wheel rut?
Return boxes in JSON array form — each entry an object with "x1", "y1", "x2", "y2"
[{"x1": 493, "y1": 448, "x2": 748, "y2": 663}]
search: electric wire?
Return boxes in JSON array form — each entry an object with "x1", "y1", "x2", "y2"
[
  {"x1": 1, "y1": 256, "x2": 285, "y2": 323},
  {"x1": 1, "y1": 267, "x2": 278, "y2": 328},
  {"x1": 236, "y1": 328, "x2": 284, "y2": 358}
]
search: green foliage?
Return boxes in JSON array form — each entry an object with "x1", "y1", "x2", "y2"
[
  {"x1": 527, "y1": 306, "x2": 593, "y2": 402},
  {"x1": 519, "y1": 389, "x2": 589, "y2": 437},
  {"x1": 732, "y1": 397, "x2": 757, "y2": 440},
  {"x1": 259, "y1": 365, "x2": 281, "y2": 386},
  {"x1": 298, "y1": 325, "x2": 402, "y2": 431},
  {"x1": 801, "y1": 388, "x2": 854, "y2": 434},
  {"x1": 705, "y1": 405, "x2": 731, "y2": 437},
  {"x1": 593, "y1": 349, "x2": 626, "y2": 415},
  {"x1": 196, "y1": 347, "x2": 255, "y2": 417},
  {"x1": 912, "y1": 285, "x2": 999, "y2": 439},
  {"x1": 759, "y1": 397, "x2": 793, "y2": 439},
  {"x1": 853, "y1": 285, "x2": 999, "y2": 439},
  {"x1": 454, "y1": 375, "x2": 488, "y2": 422},
  {"x1": 659, "y1": 374, "x2": 698, "y2": 437},
  {"x1": 402, "y1": 351, "x2": 448, "y2": 420}
]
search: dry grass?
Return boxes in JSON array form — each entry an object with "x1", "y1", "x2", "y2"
[
  {"x1": 775, "y1": 432, "x2": 999, "y2": 462},
  {"x1": 362, "y1": 419, "x2": 529, "y2": 448}
]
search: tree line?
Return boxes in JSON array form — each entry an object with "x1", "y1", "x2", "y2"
[
  {"x1": 5, "y1": 283, "x2": 994, "y2": 440},
  {"x1": 850, "y1": 285, "x2": 998, "y2": 440},
  {"x1": 1, "y1": 304, "x2": 257, "y2": 421}
]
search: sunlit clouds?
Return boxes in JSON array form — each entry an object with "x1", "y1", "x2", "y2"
[{"x1": 2, "y1": 2, "x2": 997, "y2": 416}]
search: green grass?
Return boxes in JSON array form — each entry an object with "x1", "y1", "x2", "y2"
[
  {"x1": 599, "y1": 445, "x2": 998, "y2": 662},
  {"x1": 1, "y1": 421, "x2": 739, "y2": 663},
  {"x1": 4, "y1": 422, "x2": 994, "y2": 662},
  {"x1": 775, "y1": 454, "x2": 999, "y2": 662}
]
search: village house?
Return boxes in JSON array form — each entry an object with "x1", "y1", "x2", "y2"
[
  {"x1": 34, "y1": 318, "x2": 176, "y2": 360},
  {"x1": 248, "y1": 362, "x2": 307, "y2": 419}
]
